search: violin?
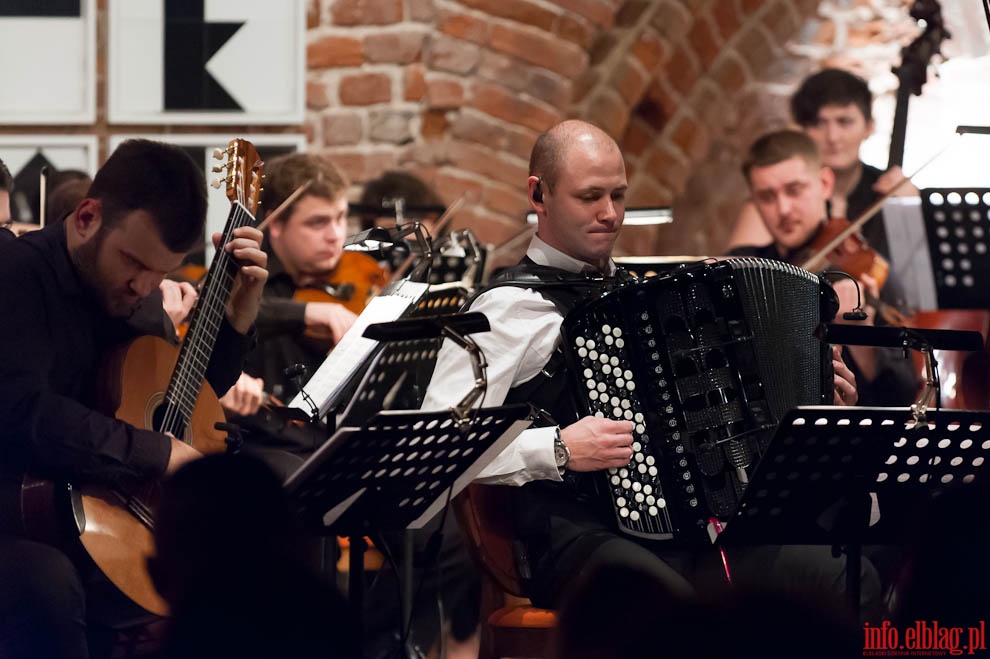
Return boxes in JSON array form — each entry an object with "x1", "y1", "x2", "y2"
[
  {"x1": 793, "y1": 216, "x2": 915, "y2": 326},
  {"x1": 800, "y1": 216, "x2": 889, "y2": 288},
  {"x1": 293, "y1": 251, "x2": 389, "y2": 344}
]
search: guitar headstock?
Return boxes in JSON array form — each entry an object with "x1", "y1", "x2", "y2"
[{"x1": 211, "y1": 139, "x2": 264, "y2": 217}]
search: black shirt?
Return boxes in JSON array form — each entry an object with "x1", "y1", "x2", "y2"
[
  {"x1": 849, "y1": 163, "x2": 890, "y2": 261},
  {"x1": 243, "y1": 241, "x2": 330, "y2": 403},
  {"x1": 0, "y1": 224, "x2": 249, "y2": 485}
]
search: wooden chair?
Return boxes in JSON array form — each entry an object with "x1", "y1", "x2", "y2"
[{"x1": 454, "y1": 484, "x2": 557, "y2": 659}]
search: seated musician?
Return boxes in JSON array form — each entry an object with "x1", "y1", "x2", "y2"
[
  {"x1": 220, "y1": 154, "x2": 372, "y2": 450},
  {"x1": 423, "y1": 119, "x2": 882, "y2": 619},
  {"x1": 358, "y1": 169, "x2": 445, "y2": 235},
  {"x1": 727, "y1": 68, "x2": 916, "y2": 255},
  {"x1": 0, "y1": 139, "x2": 268, "y2": 658},
  {"x1": 357, "y1": 170, "x2": 468, "y2": 287},
  {"x1": 729, "y1": 129, "x2": 919, "y2": 407}
]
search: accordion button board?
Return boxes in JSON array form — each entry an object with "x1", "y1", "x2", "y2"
[{"x1": 560, "y1": 259, "x2": 832, "y2": 543}]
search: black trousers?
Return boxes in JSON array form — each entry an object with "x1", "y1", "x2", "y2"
[
  {"x1": 363, "y1": 512, "x2": 481, "y2": 658},
  {"x1": 528, "y1": 521, "x2": 884, "y2": 623},
  {"x1": 0, "y1": 535, "x2": 88, "y2": 659}
]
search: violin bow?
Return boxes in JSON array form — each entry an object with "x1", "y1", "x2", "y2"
[
  {"x1": 429, "y1": 196, "x2": 464, "y2": 237},
  {"x1": 256, "y1": 179, "x2": 312, "y2": 232},
  {"x1": 800, "y1": 134, "x2": 961, "y2": 272},
  {"x1": 386, "y1": 195, "x2": 467, "y2": 284}
]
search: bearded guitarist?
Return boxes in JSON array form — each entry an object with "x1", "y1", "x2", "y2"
[{"x1": 0, "y1": 139, "x2": 268, "y2": 658}]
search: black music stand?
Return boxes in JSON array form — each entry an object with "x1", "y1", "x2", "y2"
[
  {"x1": 337, "y1": 298, "x2": 475, "y2": 426},
  {"x1": 718, "y1": 405, "x2": 990, "y2": 619},
  {"x1": 283, "y1": 404, "x2": 532, "y2": 639},
  {"x1": 819, "y1": 323, "x2": 984, "y2": 416},
  {"x1": 920, "y1": 187, "x2": 990, "y2": 309}
]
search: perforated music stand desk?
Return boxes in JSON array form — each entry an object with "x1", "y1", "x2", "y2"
[
  {"x1": 337, "y1": 308, "x2": 485, "y2": 426},
  {"x1": 283, "y1": 404, "x2": 532, "y2": 628},
  {"x1": 920, "y1": 187, "x2": 990, "y2": 309},
  {"x1": 718, "y1": 405, "x2": 990, "y2": 618}
]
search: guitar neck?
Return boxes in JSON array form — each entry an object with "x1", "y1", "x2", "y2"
[{"x1": 159, "y1": 201, "x2": 256, "y2": 437}]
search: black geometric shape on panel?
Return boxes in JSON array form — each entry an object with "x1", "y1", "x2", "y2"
[
  {"x1": 10, "y1": 152, "x2": 55, "y2": 223},
  {"x1": 165, "y1": 0, "x2": 204, "y2": 21},
  {"x1": 163, "y1": 0, "x2": 244, "y2": 112},
  {"x1": 0, "y1": 0, "x2": 80, "y2": 17}
]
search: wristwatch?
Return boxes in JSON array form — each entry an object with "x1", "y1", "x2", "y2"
[{"x1": 552, "y1": 427, "x2": 570, "y2": 476}]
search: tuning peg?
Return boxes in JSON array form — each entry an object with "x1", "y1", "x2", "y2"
[
  {"x1": 210, "y1": 177, "x2": 224, "y2": 189},
  {"x1": 211, "y1": 164, "x2": 225, "y2": 173},
  {"x1": 212, "y1": 148, "x2": 226, "y2": 160}
]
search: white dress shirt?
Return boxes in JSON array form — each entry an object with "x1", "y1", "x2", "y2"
[{"x1": 421, "y1": 236, "x2": 615, "y2": 486}]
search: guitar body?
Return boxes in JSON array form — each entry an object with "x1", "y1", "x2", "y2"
[
  {"x1": 76, "y1": 335, "x2": 227, "y2": 616},
  {"x1": 99, "y1": 334, "x2": 226, "y2": 454}
]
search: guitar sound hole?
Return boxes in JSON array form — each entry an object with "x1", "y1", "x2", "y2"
[{"x1": 151, "y1": 402, "x2": 186, "y2": 439}]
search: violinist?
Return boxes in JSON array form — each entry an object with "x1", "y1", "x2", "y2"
[
  {"x1": 729, "y1": 129, "x2": 918, "y2": 406},
  {"x1": 225, "y1": 154, "x2": 377, "y2": 449},
  {"x1": 727, "y1": 68, "x2": 917, "y2": 255}
]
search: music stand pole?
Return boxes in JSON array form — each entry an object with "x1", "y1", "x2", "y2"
[{"x1": 285, "y1": 404, "x2": 532, "y2": 651}]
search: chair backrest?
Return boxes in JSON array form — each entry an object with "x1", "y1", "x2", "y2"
[{"x1": 454, "y1": 483, "x2": 528, "y2": 597}]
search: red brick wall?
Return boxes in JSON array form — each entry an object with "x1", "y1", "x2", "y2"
[
  {"x1": 305, "y1": 0, "x2": 836, "y2": 260},
  {"x1": 7, "y1": 1, "x2": 912, "y2": 262}
]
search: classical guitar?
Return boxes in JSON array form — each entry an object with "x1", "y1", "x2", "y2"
[{"x1": 20, "y1": 139, "x2": 263, "y2": 616}]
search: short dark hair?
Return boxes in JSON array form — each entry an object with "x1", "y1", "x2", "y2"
[
  {"x1": 87, "y1": 139, "x2": 206, "y2": 252},
  {"x1": 742, "y1": 130, "x2": 822, "y2": 183},
  {"x1": 791, "y1": 68, "x2": 873, "y2": 126},
  {"x1": 259, "y1": 153, "x2": 348, "y2": 225},
  {"x1": 0, "y1": 157, "x2": 12, "y2": 193},
  {"x1": 357, "y1": 170, "x2": 444, "y2": 229}
]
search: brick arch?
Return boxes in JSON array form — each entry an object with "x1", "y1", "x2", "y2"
[
  {"x1": 567, "y1": 0, "x2": 825, "y2": 256},
  {"x1": 305, "y1": 0, "x2": 625, "y2": 253},
  {"x1": 303, "y1": 0, "x2": 824, "y2": 257}
]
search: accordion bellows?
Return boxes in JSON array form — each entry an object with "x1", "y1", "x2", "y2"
[{"x1": 560, "y1": 258, "x2": 835, "y2": 543}]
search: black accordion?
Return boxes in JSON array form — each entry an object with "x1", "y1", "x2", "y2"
[{"x1": 559, "y1": 258, "x2": 836, "y2": 543}]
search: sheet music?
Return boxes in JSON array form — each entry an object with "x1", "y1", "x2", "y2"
[
  {"x1": 883, "y1": 197, "x2": 938, "y2": 310},
  {"x1": 290, "y1": 280, "x2": 430, "y2": 417}
]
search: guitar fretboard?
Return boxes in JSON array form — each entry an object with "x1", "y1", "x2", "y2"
[{"x1": 159, "y1": 200, "x2": 255, "y2": 438}]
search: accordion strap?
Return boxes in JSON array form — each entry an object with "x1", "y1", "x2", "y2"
[{"x1": 477, "y1": 257, "x2": 628, "y2": 317}]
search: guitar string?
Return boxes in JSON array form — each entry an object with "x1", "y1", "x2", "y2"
[
  {"x1": 161, "y1": 154, "x2": 259, "y2": 434},
  {"x1": 161, "y1": 200, "x2": 256, "y2": 437},
  {"x1": 162, "y1": 205, "x2": 244, "y2": 434}
]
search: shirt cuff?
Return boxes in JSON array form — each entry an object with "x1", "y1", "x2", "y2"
[
  {"x1": 528, "y1": 425, "x2": 564, "y2": 483},
  {"x1": 475, "y1": 425, "x2": 562, "y2": 486},
  {"x1": 131, "y1": 428, "x2": 173, "y2": 479}
]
